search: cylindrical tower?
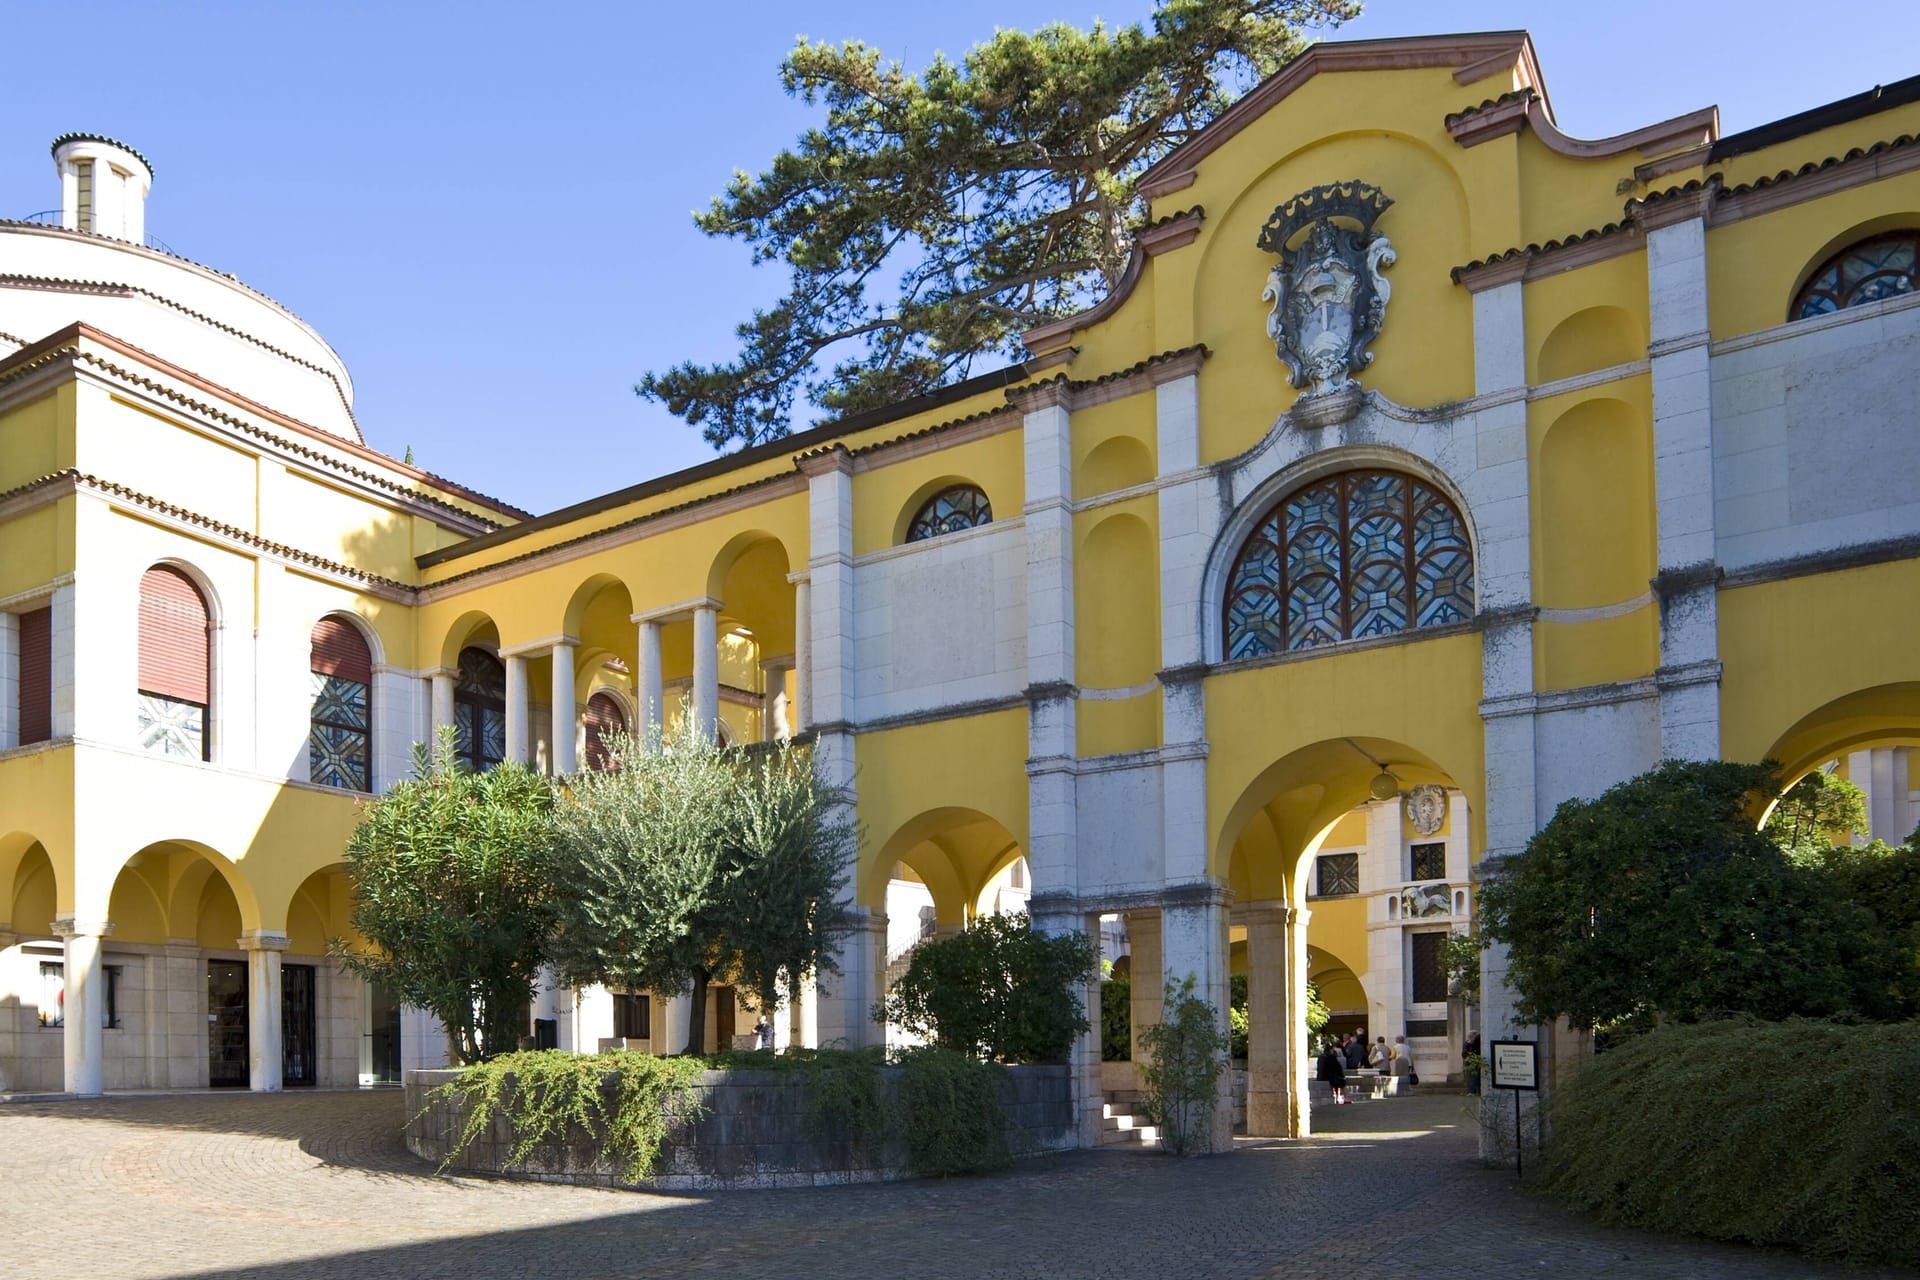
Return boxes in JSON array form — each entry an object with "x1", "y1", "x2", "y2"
[{"x1": 51, "y1": 134, "x2": 154, "y2": 244}]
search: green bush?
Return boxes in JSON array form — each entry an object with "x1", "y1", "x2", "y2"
[
  {"x1": 878, "y1": 912, "x2": 1098, "y2": 1062},
  {"x1": 1535, "y1": 1020, "x2": 1920, "y2": 1265},
  {"x1": 705, "y1": 1045, "x2": 887, "y2": 1146},
  {"x1": 897, "y1": 1045, "x2": 1011, "y2": 1177},
  {"x1": 1101, "y1": 967, "x2": 1132, "y2": 1061},
  {"x1": 433, "y1": 1048, "x2": 707, "y2": 1182},
  {"x1": 1138, "y1": 976, "x2": 1228, "y2": 1156}
]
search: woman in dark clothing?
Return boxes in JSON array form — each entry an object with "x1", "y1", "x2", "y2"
[{"x1": 1316, "y1": 1040, "x2": 1349, "y2": 1105}]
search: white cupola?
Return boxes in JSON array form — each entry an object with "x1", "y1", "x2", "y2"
[{"x1": 51, "y1": 134, "x2": 153, "y2": 245}]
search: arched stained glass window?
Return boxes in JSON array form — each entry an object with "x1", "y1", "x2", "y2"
[
  {"x1": 905, "y1": 485, "x2": 992, "y2": 542},
  {"x1": 1792, "y1": 233, "x2": 1918, "y2": 320},
  {"x1": 454, "y1": 647, "x2": 506, "y2": 771},
  {"x1": 136, "y1": 564, "x2": 211, "y2": 760},
  {"x1": 309, "y1": 616, "x2": 372, "y2": 790},
  {"x1": 1223, "y1": 470, "x2": 1473, "y2": 661}
]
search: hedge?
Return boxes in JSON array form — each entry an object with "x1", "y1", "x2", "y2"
[{"x1": 1534, "y1": 1019, "x2": 1920, "y2": 1265}]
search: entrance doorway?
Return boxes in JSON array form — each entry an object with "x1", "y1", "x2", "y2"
[
  {"x1": 367, "y1": 982, "x2": 403, "y2": 1084},
  {"x1": 207, "y1": 960, "x2": 248, "y2": 1087},
  {"x1": 283, "y1": 964, "x2": 317, "y2": 1087}
]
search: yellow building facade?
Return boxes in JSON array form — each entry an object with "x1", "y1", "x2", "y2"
[{"x1": 3, "y1": 34, "x2": 1918, "y2": 1142}]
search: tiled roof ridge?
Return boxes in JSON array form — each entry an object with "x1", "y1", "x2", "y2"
[
  {"x1": 50, "y1": 133, "x2": 155, "y2": 176},
  {"x1": 1450, "y1": 219, "x2": 1634, "y2": 282},
  {"x1": 845, "y1": 403, "x2": 1017, "y2": 457},
  {"x1": 1442, "y1": 87, "x2": 1536, "y2": 129},
  {"x1": 1141, "y1": 205, "x2": 1204, "y2": 231},
  {"x1": 0, "y1": 271, "x2": 359, "y2": 432}
]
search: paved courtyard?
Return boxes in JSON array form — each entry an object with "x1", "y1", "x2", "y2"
[{"x1": 0, "y1": 1088, "x2": 1903, "y2": 1279}]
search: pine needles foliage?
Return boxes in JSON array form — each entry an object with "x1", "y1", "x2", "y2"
[{"x1": 1534, "y1": 1019, "x2": 1920, "y2": 1265}]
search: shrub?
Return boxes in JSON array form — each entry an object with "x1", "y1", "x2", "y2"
[
  {"x1": 1138, "y1": 975, "x2": 1228, "y2": 1156},
  {"x1": 1534, "y1": 1019, "x2": 1920, "y2": 1265},
  {"x1": 897, "y1": 1046, "x2": 1011, "y2": 1177},
  {"x1": 1101, "y1": 966, "x2": 1132, "y2": 1061},
  {"x1": 879, "y1": 913, "x2": 1098, "y2": 1062},
  {"x1": 433, "y1": 1048, "x2": 707, "y2": 1182}
]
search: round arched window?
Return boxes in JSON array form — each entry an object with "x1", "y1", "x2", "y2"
[
  {"x1": 1223, "y1": 470, "x2": 1473, "y2": 661},
  {"x1": 1791, "y1": 233, "x2": 1918, "y2": 320},
  {"x1": 905, "y1": 485, "x2": 992, "y2": 542}
]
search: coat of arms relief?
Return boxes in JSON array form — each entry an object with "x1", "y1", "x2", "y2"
[{"x1": 1258, "y1": 181, "x2": 1395, "y2": 426}]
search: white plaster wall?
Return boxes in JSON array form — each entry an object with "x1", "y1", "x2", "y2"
[
  {"x1": 1073, "y1": 761, "x2": 1165, "y2": 896},
  {"x1": 1531, "y1": 693, "x2": 1662, "y2": 826},
  {"x1": 851, "y1": 522, "x2": 1026, "y2": 722},
  {"x1": 0, "y1": 228, "x2": 357, "y2": 439},
  {"x1": 1712, "y1": 296, "x2": 1920, "y2": 571}
]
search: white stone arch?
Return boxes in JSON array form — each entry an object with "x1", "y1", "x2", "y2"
[{"x1": 1199, "y1": 428, "x2": 1483, "y2": 665}]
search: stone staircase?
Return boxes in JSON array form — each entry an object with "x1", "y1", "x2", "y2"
[{"x1": 1099, "y1": 1089, "x2": 1160, "y2": 1150}]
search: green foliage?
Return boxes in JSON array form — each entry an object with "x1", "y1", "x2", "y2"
[
  {"x1": 707, "y1": 1044, "x2": 889, "y2": 1146},
  {"x1": 1479, "y1": 759, "x2": 1909, "y2": 1031},
  {"x1": 896, "y1": 1046, "x2": 1011, "y2": 1177},
  {"x1": 638, "y1": 0, "x2": 1359, "y2": 450},
  {"x1": 1101, "y1": 965, "x2": 1132, "y2": 1061},
  {"x1": 1138, "y1": 975, "x2": 1228, "y2": 1156},
  {"x1": 335, "y1": 728, "x2": 555, "y2": 1064},
  {"x1": 434, "y1": 1048, "x2": 708, "y2": 1183},
  {"x1": 546, "y1": 727, "x2": 855, "y2": 1054},
  {"x1": 1305, "y1": 980, "x2": 1330, "y2": 1037},
  {"x1": 1440, "y1": 930, "x2": 1483, "y2": 1006},
  {"x1": 879, "y1": 912, "x2": 1098, "y2": 1062},
  {"x1": 1764, "y1": 768, "x2": 1868, "y2": 865},
  {"x1": 1535, "y1": 1020, "x2": 1920, "y2": 1265}
]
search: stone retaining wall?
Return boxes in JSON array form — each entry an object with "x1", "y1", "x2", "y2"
[{"x1": 405, "y1": 1062, "x2": 1077, "y2": 1191}]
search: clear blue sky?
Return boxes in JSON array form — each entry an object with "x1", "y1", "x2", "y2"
[{"x1": 2, "y1": 1, "x2": 1911, "y2": 515}]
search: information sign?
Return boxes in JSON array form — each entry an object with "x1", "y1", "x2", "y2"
[{"x1": 1489, "y1": 1039, "x2": 1538, "y2": 1091}]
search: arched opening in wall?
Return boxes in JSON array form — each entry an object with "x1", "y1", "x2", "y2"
[
  {"x1": 1534, "y1": 305, "x2": 1645, "y2": 385},
  {"x1": 137, "y1": 564, "x2": 212, "y2": 761},
  {"x1": 868, "y1": 807, "x2": 1023, "y2": 1051},
  {"x1": 1789, "y1": 229, "x2": 1918, "y2": 322},
  {"x1": 563, "y1": 575, "x2": 637, "y2": 772},
  {"x1": 1763, "y1": 682, "x2": 1920, "y2": 849},
  {"x1": 701, "y1": 533, "x2": 797, "y2": 745},
  {"x1": 1074, "y1": 434, "x2": 1154, "y2": 500},
  {"x1": 1, "y1": 838, "x2": 63, "y2": 1090},
  {"x1": 1221, "y1": 469, "x2": 1473, "y2": 662},
  {"x1": 454, "y1": 647, "x2": 507, "y2": 772},
  {"x1": 583, "y1": 690, "x2": 630, "y2": 771},
  {"x1": 285, "y1": 863, "x2": 363, "y2": 1087},
  {"x1": 309, "y1": 614, "x2": 374, "y2": 791},
  {"x1": 1306, "y1": 944, "x2": 1369, "y2": 1047},
  {"x1": 1216, "y1": 735, "x2": 1472, "y2": 1137}
]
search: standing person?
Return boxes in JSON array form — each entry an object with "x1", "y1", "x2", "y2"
[
  {"x1": 754, "y1": 1013, "x2": 775, "y2": 1051},
  {"x1": 1343, "y1": 1032, "x2": 1365, "y2": 1073},
  {"x1": 1391, "y1": 1034, "x2": 1414, "y2": 1091},
  {"x1": 1368, "y1": 1035, "x2": 1389, "y2": 1071},
  {"x1": 1316, "y1": 1038, "x2": 1349, "y2": 1105},
  {"x1": 1464, "y1": 1031, "x2": 1482, "y2": 1095}
]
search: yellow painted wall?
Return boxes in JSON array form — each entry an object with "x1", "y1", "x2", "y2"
[
  {"x1": 1075, "y1": 501, "x2": 1161, "y2": 757},
  {"x1": 0, "y1": 384, "x2": 73, "y2": 490},
  {"x1": 857, "y1": 431, "x2": 1024, "y2": 555}
]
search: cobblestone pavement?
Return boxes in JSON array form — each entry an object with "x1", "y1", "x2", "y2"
[{"x1": 0, "y1": 1088, "x2": 1906, "y2": 1279}]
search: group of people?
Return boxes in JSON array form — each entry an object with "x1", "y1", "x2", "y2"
[{"x1": 1315, "y1": 1031, "x2": 1414, "y2": 1105}]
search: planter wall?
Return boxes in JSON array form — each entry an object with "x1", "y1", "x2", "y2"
[{"x1": 404, "y1": 1062, "x2": 1077, "y2": 1191}]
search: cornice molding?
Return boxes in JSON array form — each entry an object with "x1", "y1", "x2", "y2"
[{"x1": 1136, "y1": 207, "x2": 1205, "y2": 255}]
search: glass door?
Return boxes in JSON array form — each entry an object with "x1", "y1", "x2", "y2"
[
  {"x1": 368, "y1": 982, "x2": 403, "y2": 1084},
  {"x1": 282, "y1": 964, "x2": 317, "y2": 1087},
  {"x1": 207, "y1": 960, "x2": 249, "y2": 1087}
]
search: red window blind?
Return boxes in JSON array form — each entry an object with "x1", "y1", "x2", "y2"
[
  {"x1": 137, "y1": 566, "x2": 209, "y2": 703},
  {"x1": 18, "y1": 607, "x2": 51, "y2": 744},
  {"x1": 309, "y1": 616, "x2": 372, "y2": 683},
  {"x1": 584, "y1": 691, "x2": 627, "y2": 771}
]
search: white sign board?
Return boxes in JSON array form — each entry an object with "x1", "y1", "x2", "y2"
[{"x1": 1489, "y1": 1039, "x2": 1538, "y2": 1091}]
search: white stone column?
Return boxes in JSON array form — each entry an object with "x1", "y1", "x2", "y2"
[
  {"x1": 53, "y1": 916, "x2": 111, "y2": 1097},
  {"x1": 1243, "y1": 902, "x2": 1292, "y2": 1137},
  {"x1": 1365, "y1": 798, "x2": 1409, "y2": 1048},
  {"x1": 1159, "y1": 892, "x2": 1232, "y2": 1150},
  {"x1": 1641, "y1": 192, "x2": 1722, "y2": 761},
  {"x1": 659, "y1": 990, "x2": 694, "y2": 1056},
  {"x1": 634, "y1": 618, "x2": 664, "y2": 743},
  {"x1": 795, "y1": 970, "x2": 819, "y2": 1049},
  {"x1": 760, "y1": 659, "x2": 793, "y2": 741},
  {"x1": 1284, "y1": 903, "x2": 1314, "y2": 1137},
  {"x1": 691, "y1": 605, "x2": 719, "y2": 741},
  {"x1": 240, "y1": 931, "x2": 287, "y2": 1092},
  {"x1": 0, "y1": 610, "x2": 18, "y2": 749},
  {"x1": 549, "y1": 641, "x2": 578, "y2": 775},
  {"x1": 429, "y1": 670, "x2": 454, "y2": 738},
  {"x1": 790, "y1": 576, "x2": 811, "y2": 733},
  {"x1": 503, "y1": 654, "x2": 529, "y2": 764}
]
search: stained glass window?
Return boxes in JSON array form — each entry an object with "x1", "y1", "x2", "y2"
[
  {"x1": 1792, "y1": 233, "x2": 1918, "y2": 321},
  {"x1": 454, "y1": 647, "x2": 507, "y2": 772},
  {"x1": 309, "y1": 616, "x2": 372, "y2": 791},
  {"x1": 905, "y1": 485, "x2": 992, "y2": 542},
  {"x1": 136, "y1": 693, "x2": 205, "y2": 759},
  {"x1": 1224, "y1": 470, "x2": 1473, "y2": 661}
]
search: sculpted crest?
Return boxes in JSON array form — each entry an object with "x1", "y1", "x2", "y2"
[{"x1": 1258, "y1": 181, "x2": 1396, "y2": 404}]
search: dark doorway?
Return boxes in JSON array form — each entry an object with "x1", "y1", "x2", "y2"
[
  {"x1": 714, "y1": 986, "x2": 736, "y2": 1050},
  {"x1": 282, "y1": 964, "x2": 317, "y2": 1087},
  {"x1": 207, "y1": 960, "x2": 248, "y2": 1087},
  {"x1": 368, "y1": 982, "x2": 403, "y2": 1084}
]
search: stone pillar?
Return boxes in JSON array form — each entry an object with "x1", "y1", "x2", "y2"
[
  {"x1": 660, "y1": 990, "x2": 694, "y2": 1057},
  {"x1": 761, "y1": 659, "x2": 793, "y2": 741},
  {"x1": 1160, "y1": 892, "x2": 1232, "y2": 1150},
  {"x1": 635, "y1": 619, "x2": 664, "y2": 743},
  {"x1": 1243, "y1": 902, "x2": 1292, "y2": 1137},
  {"x1": 1641, "y1": 190, "x2": 1722, "y2": 760},
  {"x1": 794, "y1": 970, "x2": 819, "y2": 1049},
  {"x1": 162, "y1": 939, "x2": 202, "y2": 1087},
  {"x1": 1126, "y1": 909, "x2": 1162, "y2": 1063},
  {"x1": 818, "y1": 908, "x2": 885, "y2": 1049},
  {"x1": 691, "y1": 605, "x2": 719, "y2": 741},
  {"x1": 790, "y1": 577, "x2": 811, "y2": 733},
  {"x1": 1365, "y1": 798, "x2": 1408, "y2": 1049},
  {"x1": 549, "y1": 641, "x2": 578, "y2": 775},
  {"x1": 239, "y1": 931, "x2": 287, "y2": 1092},
  {"x1": 53, "y1": 916, "x2": 111, "y2": 1097},
  {"x1": 429, "y1": 670, "x2": 454, "y2": 739},
  {"x1": 503, "y1": 654, "x2": 529, "y2": 764},
  {"x1": 1035, "y1": 906, "x2": 1105, "y2": 1146},
  {"x1": 1284, "y1": 903, "x2": 1313, "y2": 1137}
]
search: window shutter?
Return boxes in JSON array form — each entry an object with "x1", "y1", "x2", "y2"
[
  {"x1": 137, "y1": 566, "x2": 210, "y2": 703},
  {"x1": 584, "y1": 692, "x2": 626, "y2": 771},
  {"x1": 17, "y1": 607, "x2": 51, "y2": 743},
  {"x1": 309, "y1": 616, "x2": 372, "y2": 683}
]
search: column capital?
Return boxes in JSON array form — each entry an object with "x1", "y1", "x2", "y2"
[
  {"x1": 498, "y1": 634, "x2": 580, "y2": 659},
  {"x1": 51, "y1": 915, "x2": 112, "y2": 940},
  {"x1": 237, "y1": 930, "x2": 290, "y2": 953},
  {"x1": 630, "y1": 598, "x2": 723, "y2": 626}
]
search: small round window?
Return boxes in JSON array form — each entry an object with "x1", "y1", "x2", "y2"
[
  {"x1": 905, "y1": 485, "x2": 992, "y2": 542},
  {"x1": 1791, "y1": 233, "x2": 1918, "y2": 321}
]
